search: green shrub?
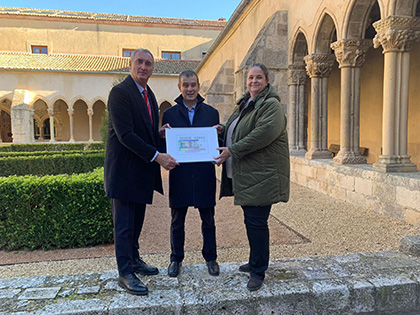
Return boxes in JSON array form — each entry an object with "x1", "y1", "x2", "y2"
[
  {"x1": 0, "y1": 149, "x2": 104, "y2": 158},
  {"x1": 0, "y1": 168, "x2": 112, "y2": 250},
  {"x1": 0, "y1": 151, "x2": 105, "y2": 177},
  {"x1": 0, "y1": 142, "x2": 104, "y2": 152},
  {"x1": 100, "y1": 111, "x2": 109, "y2": 148}
]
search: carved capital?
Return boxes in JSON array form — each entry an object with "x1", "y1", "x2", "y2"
[
  {"x1": 67, "y1": 108, "x2": 74, "y2": 116},
  {"x1": 287, "y1": 65, "x2": 307, "y2": 85},
  {"x1": 304, "y1": 54, "x2": 336, "y2": 78},
  {"x1": 331, "y1": 39, "x2": 372, "y2": 68},
  {"x1": 373, "y1": 16, "x2": 420, "y2": 52},
  {"x1": 87, "y1": 109, "x2": 94, "y2": 116},
  {"x1": 47, "y1": 108, "x2": 54, "y2": 116}
]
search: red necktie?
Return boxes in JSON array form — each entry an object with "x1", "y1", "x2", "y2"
[{"x1": 142, "y1": 89, "x2": 153, "y2": 122}]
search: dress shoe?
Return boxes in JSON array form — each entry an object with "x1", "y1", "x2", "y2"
[
  {"x1": 247, "y1": 277, "x2": 264, "y2": 291},
  {"x1": 206, "y1": 260, "x2": 220, "y2": 276},
  {"x1": 132, "y1": 258, "x2": 159, "y2": 276},
  {"x1": 118, "y1": 273, "x2": 148, "y2": 295},
  {"x1": 239, "y1": 263, "x2": 250, "y2": 273},
  {"x1": 168, "y1": 261, "x2": 181, "y2": 277}
]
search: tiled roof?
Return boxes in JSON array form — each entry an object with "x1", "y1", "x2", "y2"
[
  {"x1": 0, "y1": 7, "x2": 226, "y2": 29},
  {"x1": 154, "y1": 59, "x2": 200, "y2": 74},
  {"x1": 0, "y1": 52, "x2": 200, "y2": 74}
]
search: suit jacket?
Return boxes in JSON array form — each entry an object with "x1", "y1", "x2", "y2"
[
  {"x1": 104, "y1": 75, "x2": 163, "y2": 204},
  {"x1": 162, "y1": 94, "x2": 219, "y2": 208}
]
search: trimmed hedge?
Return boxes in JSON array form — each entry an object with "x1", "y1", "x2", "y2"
[
  {"x1": 0, "y1": 149, "x2": 104, "y2": 158},
  {"x1": 0, "y1": 142, "x2": 104, "y2": 152},
  {"x1": 0, "y1": 151, "x2": 105, "y2": 176},
  {"x1": 0, "y1": 168, "x2": 112, "y2": 250}
]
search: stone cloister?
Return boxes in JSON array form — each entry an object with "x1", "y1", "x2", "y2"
[
  {"x1": 0, "y1": 94, "x2": 106, "y2": 143},
  {"x1": 288, "y1": 0, "x2": 420, "y2": 173}
]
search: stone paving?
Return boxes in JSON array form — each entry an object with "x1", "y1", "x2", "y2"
[{"x1": 2, "y1": 238, "x2": 420, "y2": 314}]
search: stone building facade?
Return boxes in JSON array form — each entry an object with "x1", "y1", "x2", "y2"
[
  {"x1": 197, "y1": 0, "x2": 420, "y2": 225},
  {"x1": 0, "y1": 7, "x2": 225, "y2": 143}
]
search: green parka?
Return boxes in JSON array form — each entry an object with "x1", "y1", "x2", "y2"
[{"x1": 220, "y1": 84, "x2": 290, "y2": 206}]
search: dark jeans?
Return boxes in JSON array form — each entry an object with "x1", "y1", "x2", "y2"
[
  {"x1": 242, "y1": 205, "x2": 272, "y2": 280},
  {"x1": 111, "y1": 199, "x2": 146, "y2": 276},
  {"x1": 170, "y1": 207, "x2": 217, "y2": 262}
]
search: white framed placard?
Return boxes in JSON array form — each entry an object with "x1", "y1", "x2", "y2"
[{"x1": 165, "y1": 127, "x2": 219, "y2": 163}]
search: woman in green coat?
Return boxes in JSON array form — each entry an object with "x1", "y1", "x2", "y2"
[{"x1": 215, "y1": 63, "x2": 290, "y2": 291}]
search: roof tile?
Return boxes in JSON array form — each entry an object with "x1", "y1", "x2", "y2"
[
  {"x1": 0, "y1": 7, "x2": 226, "y2": 28},
  {"x1": 0, "y1": 52, "x2": 200, "y2": 74}
]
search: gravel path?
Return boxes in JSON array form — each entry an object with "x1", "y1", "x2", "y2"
[{"x1": 1, "y1": 178, "x2": 419, "y2": 279}]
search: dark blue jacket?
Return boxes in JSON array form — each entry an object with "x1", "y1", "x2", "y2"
[
  {"x1": 162, "y1": 94, "x2": 219, "y2": 208},
  {"x1": 104, "y1": 75, "x2": 164, "y2": 204}
]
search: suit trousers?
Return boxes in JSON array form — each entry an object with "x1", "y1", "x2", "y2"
[
  {"x1": 111, "y1": 198, "x2": 146, "y2": 276},
  {"x1": 242, "y1": 205, "x2": 272, "y2": 280},
  {"x1": 170, "y1": 207, "x2": 217, "y2": 263}
]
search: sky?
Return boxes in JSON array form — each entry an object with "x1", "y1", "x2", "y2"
[{"x1": 0, "y1": 0, "x2": 240, "y2": 21}]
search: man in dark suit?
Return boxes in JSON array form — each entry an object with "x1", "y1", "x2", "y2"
[
  {"x1": 159, "y1": 70, "x2": 220, "y2": 277},
  {"x1": 104, "y1": 48, "x2": 178, "y2": 295}
]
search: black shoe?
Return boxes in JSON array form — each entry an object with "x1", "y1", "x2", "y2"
[
  {"x1": 118, "y1": 273, "x2": 148, "y2": 295},
  {"x1": 206, "y1": 260, "x2": 220, "y2": 276},
  {"x1": 132, "y1": 258, "x2": 159, "y2": 276},
  {"x1": 247, "y1": 277, "x2": 263, "y2": 291},
  {"x1": 168, "y1": 261, "x2": 181, "y2": 277},
  {"x1": 239, "y1": 263, "x2": 250, "y2": 273}
]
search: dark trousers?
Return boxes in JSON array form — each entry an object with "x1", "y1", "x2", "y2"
[
  {"x1": 242, "y1": 205, "x2": 271, "y2": 280},
  {"x1": 170, "y1": 207, "x2": 217, "y2": 263},
  {"x1": 111, "y1": 198, "x2": 146, "y2": 276}
]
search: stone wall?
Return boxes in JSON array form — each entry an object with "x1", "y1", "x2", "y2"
[
  {"x1": 290, "y1": 156, "x2": 420, "y2": 226},
  {"x1": 203, "y1": 60, "x2": 235, "y2": 124}
]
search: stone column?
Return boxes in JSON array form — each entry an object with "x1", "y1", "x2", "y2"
[
  {"x1": 67, "y1": 108, "x2": 75, "y2": 142},
  {"x1": 48, "y1": 108, "x2": 55, "y2": 142},
  {"x1": 331, "y1": 39, "x2": 371, "y2": 164},
  {"x1": 10, "y1": 89, "x2": 34, "y2": 143},
  {"x1": 288, "y1": 65, "x2": 308, "y2": 156},
  {"x1": 87, "y1": 108, "x2": 94, "y2": 142},
  {"x1": 38, "y1": 120, "x2": 44, "y2": 140},
  {"x1": 372, "y1": 16, "x2": 420, "y2": 172},
  {"x1": 304, "y1": 53, "x2": 335, "y2": 159}
]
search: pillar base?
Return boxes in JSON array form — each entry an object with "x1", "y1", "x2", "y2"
[
  {"x1": 333, "y1": 152, "x2": 367, "y2": 165},
  {"x1": 305, "y1": 149, "x2": 332, "y2": 159},
  {"x1": 290, "y1": 148, "x2": 307, "y2": 157},
  {"x1": 373, "y1": 162, "x2": 417, "y2": 173}
]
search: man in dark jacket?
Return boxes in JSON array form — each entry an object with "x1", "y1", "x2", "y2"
[
  {"x1": 104, "y1": 48, "x2": 178, "y2": 295},
  {"x1": 159, "y1": 70, "x2": 220, "y2": 277}
]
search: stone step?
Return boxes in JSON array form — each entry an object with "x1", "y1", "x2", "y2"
[{"x1": 2, "y1": 250, "x2": 420, "y2": 314}]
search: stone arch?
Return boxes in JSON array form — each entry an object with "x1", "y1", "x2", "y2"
[
  {"x1": 0, "y1": 99, "x2": 12, "y2": 142},
  {"x1": 90, "y1": 96, "x2": 107, "y2": 109},
  {"x1": 32, "y1": 99, "x2": 56, "y2": 141},
  {"x1": 291, "y1": 30, "x2": 309, "y2": 64},
  {"x1": 314, "y1": 12, "x2": 338, "y2": 53},
  {"x1": 92, "y1": 100, "x2": 106, "y2": 141},
  {"x1": 31, "y1": 96, "x2": 51, "y2": 109},
  {"x1": 53, "y1": 99, "x2": 69, "y2": 141},
  {"x1": 73, "y1": 99, "x2": 89, "y2": 141},
  {"x1": 0, "y1": 98, "x2": 12, "y2": 114},
  {"x1": 159, "y1": 100, "x2": 172, "y2": 127},
  {"x1": 391, "y1": 0, "x2": 418, "y2": 16},
  {"x1": 70, "y1": 95, "x2": 89, "y2": 110},
  {"x1": 345, "y1": 0, "x2": 383, "y2": 39}
]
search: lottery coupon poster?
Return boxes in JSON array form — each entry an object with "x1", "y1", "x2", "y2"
[{"x1": 165, "y1": 127, "x2": 219, "y2": 163}]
